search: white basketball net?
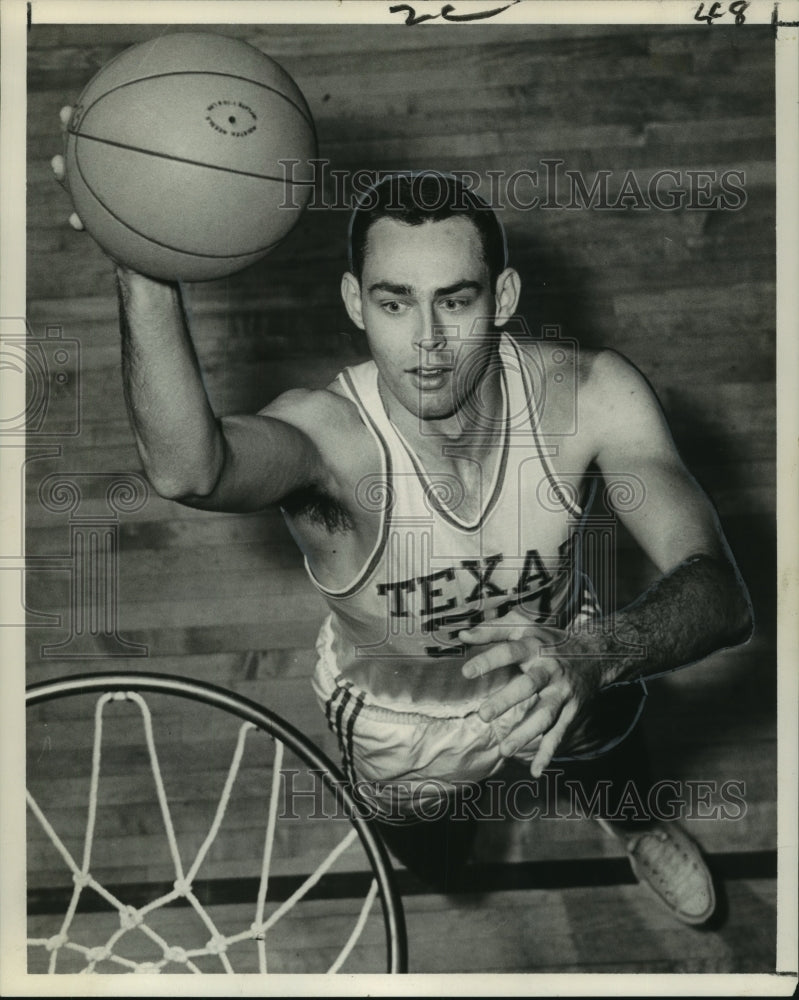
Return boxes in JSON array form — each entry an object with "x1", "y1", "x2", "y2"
[{"x1": 27, "y1": 691, "x2": 380, "y2": 974}]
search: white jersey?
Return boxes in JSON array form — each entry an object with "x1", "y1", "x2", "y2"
[{"x1": 303, "y1": 333, "x2": 596, "y2": 708}]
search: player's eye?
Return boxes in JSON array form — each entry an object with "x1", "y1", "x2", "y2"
[
  {"x1": 440, "y1": 297, "x2": 469, "y2": 312},
  {"x1": 381, "y1": 300, "x2": 408, "y2": 314}
]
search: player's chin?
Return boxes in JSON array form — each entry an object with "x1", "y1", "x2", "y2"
[
  {"x1": 416, "y1": 403, "x2": 460, "y2": 424},
  {"x1": 407, "y1": 390, "x2": 460, "y2": 423}
]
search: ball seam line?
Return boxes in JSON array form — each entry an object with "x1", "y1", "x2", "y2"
[
  {"x1": 70, "y1": 135, "x2": 289, "y2": 261},
  {"x1": 70, "y1": 132, "x2": 315, "y2": 187}
]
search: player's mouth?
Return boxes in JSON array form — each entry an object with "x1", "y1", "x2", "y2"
[{"x1": 408, "y1": 366, "x2": 453, "y2": 390}]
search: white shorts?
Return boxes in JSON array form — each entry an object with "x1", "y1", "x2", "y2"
[
  {"x1": 312, "y1": 617, "x2": 647, "y2": 816},
  {"x1": 312, "y1": 620, "x2": 543, "y2": 815}
]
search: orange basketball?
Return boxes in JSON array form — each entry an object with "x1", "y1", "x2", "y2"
[{"x1": 64, "y1": 32, "x2": 317, "y2": 281}]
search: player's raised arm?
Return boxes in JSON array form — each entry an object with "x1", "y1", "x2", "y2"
[
  {"x1": 116, "y1": 268, "x2": 325, "y2": 513},
  {"x1": 52, "y1": 107, "x2": 326, "y2": 515}
]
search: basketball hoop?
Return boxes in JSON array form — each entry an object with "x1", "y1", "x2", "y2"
[{"x1": 26, "y1": 672, "x2": 407, "y2": 974}]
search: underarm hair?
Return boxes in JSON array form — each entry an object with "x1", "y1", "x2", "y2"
[{"x1": 281, "y1": 485, "x2": 354, "y2": 534}]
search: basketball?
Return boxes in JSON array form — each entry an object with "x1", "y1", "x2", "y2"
[{"x1": 64, "y1": 32, "x2": 317, "y2": 281}]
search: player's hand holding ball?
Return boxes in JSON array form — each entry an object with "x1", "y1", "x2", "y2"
[
  {"x1": 459, "y1": 613, "x2": 604, "y2": 778},
  {"x1": 51, "y1": 106, "x2": 84, "y2": 233}
]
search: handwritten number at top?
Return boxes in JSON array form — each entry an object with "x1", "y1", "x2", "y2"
[
  {"x1": 694, "y1": 1, "x2": 749, "y2": 24},
  {"x1": 389, "y1": 1, "x2": 521, "y2": 26}
]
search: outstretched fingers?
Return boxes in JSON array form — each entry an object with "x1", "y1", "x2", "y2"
[
  {"x1": 459, "y1": 622, "x2": 526, "y2": 647},
  {"x1": 496, "y1": 687, "x2": 559, "y2": 755},
  {"x1": 477, "y1": 669, "x2": 544, "y2": 723},
  {"x1": 529, "y1": 699, "x2": 578, "y2": 778},
  {"x1": 462, "y1": 638, "x2": 527, "y2": 679}
]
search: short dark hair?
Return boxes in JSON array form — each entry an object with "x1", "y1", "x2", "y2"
[{"x1": 348, "y1": 171, "x2": 508, "y2": 284}]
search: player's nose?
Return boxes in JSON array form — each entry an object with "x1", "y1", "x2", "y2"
[{"x1": 413, "y1": 305, "x2": 447, "y2": 351}]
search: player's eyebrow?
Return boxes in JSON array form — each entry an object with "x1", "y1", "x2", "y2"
[
  {"x1": 367, "y1": 279, "x2": 483, "y2": 296},
  {"x1": 367, "y1": 281, "x2": 414, "y2": 296},
  {"x1": 434, "y1": 280, "x2": 483, "y2": 297}
]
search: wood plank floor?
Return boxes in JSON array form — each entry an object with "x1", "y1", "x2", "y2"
[{"x1": 27, "y1": 875, "x2": 776, "y2": 975}]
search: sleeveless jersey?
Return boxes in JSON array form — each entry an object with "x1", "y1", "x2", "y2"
[{"x1": 302, "y1": 334, "x2": 596, "y2": 707}]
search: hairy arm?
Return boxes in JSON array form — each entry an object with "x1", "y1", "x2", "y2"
[
  {"x1": 571, "y1": 350, "x2": 753, "y2": 684},
  {"x1": 118, "y1": 268, "x2": 325, "y2": 511},
  {"x1": 584, "y1": 553, "x2": 751, "y2": 687}
]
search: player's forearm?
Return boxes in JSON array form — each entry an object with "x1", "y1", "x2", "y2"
[
  {"x1": 116, "y1": 267, "x2": 225, "y2": 500},
  {"x1": 573, "y1": 553, "x2": 753, "y2": 687}
]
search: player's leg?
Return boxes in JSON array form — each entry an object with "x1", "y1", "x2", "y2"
[
  {"x1": 555, "y1": 684, "x2": 655, "y2": 830},
  {"x1": 312, "y1": 649, "x2": 494, "y2": 892},
  {"x1": 556, "y1": 686, "x2": 716, "y2": 925},
  {"x1": 365, "y1": 786, "x2": 482, "y2": 893}
]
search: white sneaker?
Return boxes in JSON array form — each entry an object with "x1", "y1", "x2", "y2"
[{"x1": 597, "y1": 818, "x2": 716, "y2": 925}]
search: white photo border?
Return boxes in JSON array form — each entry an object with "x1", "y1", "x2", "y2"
[{"x1": 2, "y1": 1, "x2": 797, "y2": 995}]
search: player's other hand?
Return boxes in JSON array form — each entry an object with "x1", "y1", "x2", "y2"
[
  {"x1": 459, "y1": 617, "x2": 602, "y2": 778},
  {"x1": 51, "y1": 105, "x2": 84, "y2": 231}
]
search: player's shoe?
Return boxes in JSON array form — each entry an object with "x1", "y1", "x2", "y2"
[{"x1": 596, "y1": 817, "x2": 716, "y2": 925}]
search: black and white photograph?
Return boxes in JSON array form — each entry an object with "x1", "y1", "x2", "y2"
[{"x1": 1, "y1": 0, "x2": 797, "y2": 993}]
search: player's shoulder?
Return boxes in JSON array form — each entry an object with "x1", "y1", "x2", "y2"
[
  {"x1": 576, "y1": 348, "x2": 668, "y2": 453},
  {"x1": 519, "y1": 339, "x2": 662, "y2": 445},
  {"x1": 511, "y1": 338, "x2": 648, "y2": 434},
  {"x1": 579, "y1": 348, "x2": 658, "y2": 406},
  {"x1": 258, "y1": 379, "x2": 374, "y2": 474},
  {"x1": 509, "y1": 333, "x2": 617, "y2": 388},
  {"x1": 259, "y1": 381, "x2": 358, "y2": 432},
  {"x1": 259, "y1": 376, "x2": 379, "y2": 516}
]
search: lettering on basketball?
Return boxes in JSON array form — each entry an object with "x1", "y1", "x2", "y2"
[{"x1": 205, "y1": 100, "x2": 258, "y2": 137}]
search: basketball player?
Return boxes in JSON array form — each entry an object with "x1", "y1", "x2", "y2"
[{"x1": 52, "y1": 148, "x2": 752, "y2": 924}]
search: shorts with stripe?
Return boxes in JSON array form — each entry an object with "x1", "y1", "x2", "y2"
[{"x1": 312, "y1": 617, "x2": 647, "y2": 816}]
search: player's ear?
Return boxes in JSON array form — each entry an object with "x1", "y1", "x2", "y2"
[
  {"x1": 493, "y1": 267, "x2": 521, "y2": 327},
  {"x1": 341, "y1": 272, "x2": 365, "y2": 330}
]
